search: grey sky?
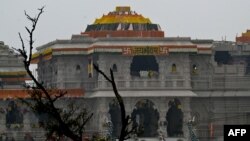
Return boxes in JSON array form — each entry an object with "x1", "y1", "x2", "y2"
[{"x1": 1, "y1": 0, "x2": 250, "y2": 50}]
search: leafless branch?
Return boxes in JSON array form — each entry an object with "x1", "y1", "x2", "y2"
[
  {"x1": 78, "y1": 113, "x2": 93, "y2": 135},
  {"x1": 15, "y1": 7, "x2": 92, "y2": 141},
  {"x1": 93, "y1": 64, "x2": 112, "y2": 82},
  {"x1": 52, "y1": 90, "x2": 67, "y2": 102},
  {"x1": 94, "y1": 64, "x2": 135, "y2": 141}
]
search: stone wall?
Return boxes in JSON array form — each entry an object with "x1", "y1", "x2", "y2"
[{"x1": 191, "y1": 97, "x2": 250, "y2": 141}]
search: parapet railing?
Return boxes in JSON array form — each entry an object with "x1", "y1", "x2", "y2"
[
  {"x1": 191, "y1": 75, "x2": 250, "y2": 90},
  {"x1": 42, "y1": 75, "x2": 250, "y2": 91}
]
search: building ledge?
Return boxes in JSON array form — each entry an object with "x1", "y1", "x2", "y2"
[
  {"x1": 88, "y1": 90, "x2": 197, "y2": 98},
  {"x1": 194, "y1": 90, "x2": 250, "y2": 97}
]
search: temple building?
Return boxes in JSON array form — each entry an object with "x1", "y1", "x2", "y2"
[
  {"x1": 1, "y1": 6, "x2": 250, "y2": 141},
  {"x1": 0, "y1": 41, "x2": 27, "y2": 89},
  {"x1": 0, "y1": 41, "x2": 30, "y2": 99},
  {"x1": 236, "y1": 30, "x2": 250, "y2": 43}
]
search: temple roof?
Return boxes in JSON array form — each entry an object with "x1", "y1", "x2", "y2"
[
  {"x1": 82, "y1": 6, "x2": 164, "y2": 38},
  {"x1": 0, "y1": 41, "x2": 27, "y2": 77},
  {"x1": 236, "y1": 29, "x2": 250, "y2": 43},
  {"x1": 94, "y1": 6, "x2": 151, "y2": 24}
]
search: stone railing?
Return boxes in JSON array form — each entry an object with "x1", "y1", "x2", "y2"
[
  {"x1": 96, "y1": 75, "x2": 187, "y2": 90},
  {"x1": 191, "y1": 75, "x2": 250, "y2": 90},
  {"x1": 45, "y1": 74, "x2": 250, "y2": 91}
]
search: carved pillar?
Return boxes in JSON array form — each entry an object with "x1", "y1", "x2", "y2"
[
  {"x1": 158, "y1": 97, "x2": 168, "y2": 137},
  {"x1": 182, "y1": 54, "x2": 191, "y2": 89},
  {"x1": 182, "y1": 97, "x2": 192, "y2": 139},
  {"x1": 97, "y1": 57, "x2": 106, "y2": 89},
  {"x1": 57, "y1": 60, "x2": 65, "y2": 89},
  {"x1": 0, "y1": 103, "x2": 7, "y2": 132},
  {"x1": 23, "y1": 113, "x2": 31, "y2": 130},
  {"x1": 125, "y1": 97, "x2": 132, "y2": 115},
  {"x1": 158, "y1": 58, "x2": 166, "y2": 88},
  {"x1": 124, "y1": 57, "x2": 132, "y2": 88},
  {"x1": 97, "y1": 98, "x2": 109, "y2": 131},
  {"x1": 0, "y1": 112, "x2": 6, "y2": 132}
]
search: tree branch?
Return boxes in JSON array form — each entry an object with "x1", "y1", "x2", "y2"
[
  {"x1": 94, "y1": 64, "x2": 135, "y2": 141},
  {"x1": 78, "y1": 113, "x2": 93, "y2": 135},
  {"x1": 93, "y1": 64, "x2": 112, "y2": 82},
  {"x1": 52, "y1": 90, "x2": 67, "y2": 102},
  {"x1": 15, "y1": 6, "x2": 91, "y2": 141}
]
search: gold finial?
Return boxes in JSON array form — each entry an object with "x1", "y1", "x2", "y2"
[{"x1": 116, "y1": 6, "x2": 131, "y2": 12}]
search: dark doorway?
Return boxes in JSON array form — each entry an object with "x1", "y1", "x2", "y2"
[
  {"x1": 166, "y1": 98, "x2": 184, "y2": 137},
  {"x1": 214, "y1": 51, "x2": 232, "y2": 65},
  {"x1": 6, "y1": 101, "x2": 24, "y2": 128},
  {"x1": 131, "y1": 99, "x2": 159, "y2": 137},
  {"x1": 130, "y1": 55, "x2": 159, "y2": 77}
]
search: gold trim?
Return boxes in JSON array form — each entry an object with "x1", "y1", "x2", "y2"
[
  {"x1": 32, "y1": 48, "x2": 52, "y2": 59},
  {"x1": 0, "y1": 71, "x2": 27, "y2": 76}
]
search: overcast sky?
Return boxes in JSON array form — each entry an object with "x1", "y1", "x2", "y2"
[{"x1": 1, "y1": 0, "x2": 250, "y2": 50}]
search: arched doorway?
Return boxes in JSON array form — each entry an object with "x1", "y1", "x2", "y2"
[
  {"x1": 130, "y1": 55, "x2": 159, "y2": 78},
  {"x1": 166, "y1": 98, "x2": 184, "y2": 137},
  {"x1": 108, "y1": 99, "x2": 121, "y2": 138},
  {"x1": 6, "y1": 101, "x2": 24, "y2": 128},
  {"x1": 131, "y1": 99, "x2": 159, "y2": 137}
]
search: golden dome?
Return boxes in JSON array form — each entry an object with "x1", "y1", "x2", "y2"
[
  {"x1": 82, "y1": 6, "x2": 164, "y2": 38},
  {"x1": 94, "y1": 6, "x2": 151, "y2": 24}
]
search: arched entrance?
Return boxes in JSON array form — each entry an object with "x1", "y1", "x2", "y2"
[
  {"x1": 130, "y1": 55, "x2": 159, "y2": 78},
  {"x1": 131, "y1": 99, "x2": 159, "y2": 137},
  {"x1": 6, "y1": 101, "x2": 24, "y2": 128},
  {"x1": 166, "y1": 98, "x2": 184, "y2": 137}
]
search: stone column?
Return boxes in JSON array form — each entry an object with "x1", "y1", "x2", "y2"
[
  {"x1": 57, "y1": 61, "x2": 65, "y2": 89},
  {"x1": 97, "y1": 98, "x2": 110, "y2": 132},
  {"x1": 182, "y1": 97, "x2": 192, "y2": 140},
  {"x1": 97, "y1": 58, "x2": 106, "y2": 89},
  {"x1": 158, "y1": 59, "x2": 166, "y2": 88},
  {"x1": 0, "y1": 113, "x2": 6, "y2": 132},
  {"x1": 124, "y1": 57, "x2": 132, "y2": 88},
  {"x1": 23, "y1": 113, "x2": 31, "y2": 131},
  {"x1": 157, "y1": 97, "x2": 168, "y2": 137},
  {"x1": 125, "y1": 97, "x2": 132, "y2": 115},
  {"x1": 182, "y1": 54, "x2": 191, "y2": 89},
  {"x1": 0, "y1": 102, "x2": 6, "y2": 133}
]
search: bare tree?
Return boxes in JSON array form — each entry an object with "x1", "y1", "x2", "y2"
[
  {"x1": 15, "y1": 7, "x2": 93, "y2": 141},
  {"x1": 93, "y1": 64, "x2": 136, "y2": 141}
]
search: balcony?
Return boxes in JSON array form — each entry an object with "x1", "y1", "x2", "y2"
[
  {"x1": 96, "y1": 75, "x2": 188, "y2": 90},
  {"x1": 191, "y1": 75, "x2": 250, "y2": 90},
  {"x1": 43, "y1": 74, "x2": 250, "y2": 91}
]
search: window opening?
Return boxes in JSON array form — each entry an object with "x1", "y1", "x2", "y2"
[
  {"x1": 112, "y1": 64, "x2": 118, "y2": 72},
  {"x1": 171, "y1": 64, "x2": 177, "y2": 73},
  {"x1": 130, "y1": 55, "x2": 159, "y2": 78}
]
